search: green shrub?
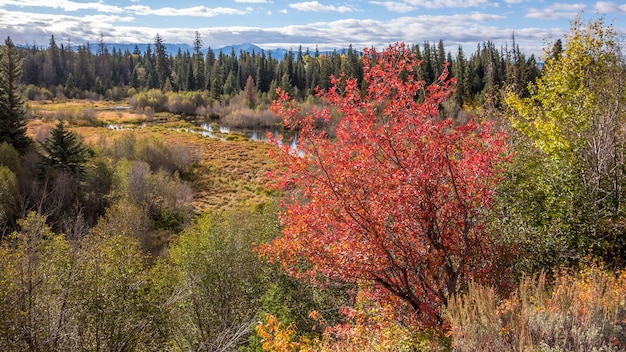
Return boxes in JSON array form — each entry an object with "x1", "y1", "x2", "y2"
[
  {"x1": 23, "y1": 84, "x2": 53, "y2": 101},
  {"x1": 0, "y1": 166, "x2": 18, "y2": 233}
]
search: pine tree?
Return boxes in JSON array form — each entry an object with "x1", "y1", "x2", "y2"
[
  {"x1": 243, "y1": 75, "x2": 257, "y2": 109},
  {"x1": 0, "y1": 37, "x2": 31, "y2": 154},
  {"x1": 193, "y1": 31, "x2": 205, "y2": 90},
  {"x1": 38, "y1": 120, "x2": 90, "y2": 178},
  {"x1": 154, "y1": 34, "x2": 172, "y2": 90}
]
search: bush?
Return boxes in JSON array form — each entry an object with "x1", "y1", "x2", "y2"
[
  {"x1": 23, "y1": 84, "x2": 53, "y2": 101},
  {"x1": 0, "y1": 166, "x2": 18, "y2": 234},
  {"x1": 131, "y1": 89, "x2": 168, "y2": 112},
  {"x1": 0, "y1": 213, "x2": 169, "y2": 351},
  {"x1": 167, "y1": 206, "x2": 281, "y2": 351},
  {"x1": 221, "y1": 105, "x2": 282, "y2": 128},
  {"x1": 0, "y1": 142, "x2": 21, "y2": 173},
  {"x1": 447, "y1": 266, "x2": 626, "y2": 351},
  {"x1": 129, "y1": 90, "x2": 211, "y2": 115},
  {"x1": 103, "y1": 133, "x2": 198, "y2": 175}
]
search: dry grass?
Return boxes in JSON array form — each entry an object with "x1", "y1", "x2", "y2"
[
  {"x1": 189, "y1": 137, "x2": 277, "y2": 212},
  {"x1": 28, "y1": 99, "x2": 146, "y2": 126},
  {"x1": 447, "y1": 266, "x2": 626, "y2": 351},
  {"x1": 70, "y1": 123, "x2": 276, "y2": 214}
]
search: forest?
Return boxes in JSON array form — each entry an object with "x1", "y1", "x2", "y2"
[{"x1": 0, "y1": 14, "x2": 625, "y2": 351}]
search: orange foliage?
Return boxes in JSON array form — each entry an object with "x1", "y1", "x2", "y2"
[
  {"x1": 257, "y1": 291, "x2": 428, "y2": 351},
  {"x1": 260, "y1": 42, "x2": 510, "y2": 328}
]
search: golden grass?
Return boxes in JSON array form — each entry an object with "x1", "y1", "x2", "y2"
[
  {"x1": 28, "y1": 99, "x2": 145, "y2": 125},
  {"x1": 95, "y1": 110, "x2": 146, "y2": 124}
]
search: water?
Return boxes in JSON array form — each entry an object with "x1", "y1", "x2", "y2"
[{"x1": 107, "y1": 122, "x2": 301, "y2": 154}]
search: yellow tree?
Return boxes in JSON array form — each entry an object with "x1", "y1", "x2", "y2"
[{"x1": 505, "y1": 15, "x2": 626, "y2": 264}]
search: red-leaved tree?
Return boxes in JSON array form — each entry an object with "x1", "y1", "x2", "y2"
[{"x1": 260, "y1": 43, "x2": 509, "y2": 327}]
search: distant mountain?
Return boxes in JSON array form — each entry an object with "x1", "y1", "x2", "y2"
[
  {"x1": 214, "y1": 43, "x2": 358, "y2": 58},
  {"x1": 215, "y1": 43, "x2": 289, "y2": 58},
  {"x1": 38, "y1": 41, "x2": 346, "y2": 59},
  {"x1": 71, "y1": 42, "x2": 287, "y2": 58}
]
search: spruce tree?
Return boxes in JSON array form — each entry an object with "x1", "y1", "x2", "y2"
[
  {"x1": 38, "y1": 120, "x2": 90, "y2": 178},
  {"x1": 0, "y1": 37, "x2": 31, "y2": 154}
]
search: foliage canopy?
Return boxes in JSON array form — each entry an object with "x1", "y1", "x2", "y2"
[{"x1": 261, "y1": 42, "x2": 510, "y2": 327}]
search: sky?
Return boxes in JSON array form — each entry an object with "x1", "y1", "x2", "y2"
[{"x1": 0, "y1": 0, "x2": 624, "y2": 57}]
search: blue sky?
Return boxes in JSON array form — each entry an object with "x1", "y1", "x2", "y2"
[{"x1": 0, "y1": 0, "x2": 623, "y2": 56}]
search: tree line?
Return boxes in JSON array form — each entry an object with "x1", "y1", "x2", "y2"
[{"x1": 17, "y1": 32, "x2": 540, "y2": 109}]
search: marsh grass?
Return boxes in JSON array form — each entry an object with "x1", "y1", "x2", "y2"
[
  {"x1": 26, "y1": 99, "x2": 279, "y2": 216},
  {"x1": 219, "y1": 103, "x2": 282, "y2": 128},
  {"x1": 27, "y1": 100, "x2": 146, "y2": 126}
]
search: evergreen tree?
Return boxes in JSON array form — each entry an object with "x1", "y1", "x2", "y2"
[
  {"x1": 243, "y1": 75, "x2": 257, "y2": 109},
  {"x1": 452, "y1": 45, "x2": 468, "y2": 108},
  {"x1": 154, "y1": 34, "x2": 172, "y2": 90},
  {"x1": 256, "y1": 50, "x2": 269, "y2": 93},
  {"x1": 44, "y1": 35, "x2": 63, "y2": 86},
  {"x1": 0, "y1": 37, "x2": 31, "y2": 154},
  {"x1": 193, "y1": 31, "x2": 205, "y2": 90},
  {"x1": 95, "y1": 34, "x2": 111, "y2": 90},
  {"x1": 422, "y1": 42, "x2": 435, "y2": 83},
  {"x1": 38, "y1": 120, "x2": 90, "y2": 178},
  {"x1": 223, "y1": 70, "x2": 239, "y2": 96}
]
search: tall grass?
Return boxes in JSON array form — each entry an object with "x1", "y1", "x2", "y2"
[{"x1": 447, "y1": 266, "x2": 626, "y2": 351}]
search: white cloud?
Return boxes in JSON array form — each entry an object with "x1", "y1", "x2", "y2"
[
  {"x1": 0, "y1": 0, "x2": 123, "y2": 13},
  {"x1": 526, "y1": 3, "x2": 586, "y2": 20},
  {"x1": 288, "y1": 1, "x2": 355, "y2": 13},
  {"x1": 125, "y1": 5, "x2": 250, "y2": 17},
  {"x1": 235, "y1": 0, "x2": 271, "y2": 2},
  {"x1": 0, "y1": 3, "x2": 563, "y2": 57},
  {"x1": 402, "y1": 0, "x2": 491, "y2": 9},
  {"x1": 594, "y1": 1, "x2": 626, "y2": 14},
  {"x1": 369, "y1": 1, "x2": 416, "y2": 13}
]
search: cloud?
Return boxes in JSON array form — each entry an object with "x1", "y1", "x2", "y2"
[
  {"x1": 0, "y1": 9, "x2": 135, "y2": 45},
  {"x1": 401, "y1": 0, "x2": 491, "y2": 9},
  {"x1": 288, "y1": 1, "x2": 355, "y2": 13},
  {"x1": 125, "y1": 5, "x2": 251, "y2": 17},
  {"x1": 594, "y1": 1, "x2": 626, "y2": 14},
  {"x1": 369, "y1": 1, "x2": 417, "y2": 13},
  {"x1": 0, "y1": 4, "x2": 560, "y2": 57},
  {"x1": 526, "y1": 3, "x2": 587, "y2": 20},
  {"x1": 0, "y1": 0, "x2": 123, "y2": 13},
  {"x1": 234, "y1": 0, "x2": 271, "y2": 2}
]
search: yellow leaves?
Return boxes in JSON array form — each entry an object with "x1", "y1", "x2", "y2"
[
  {"x1": 505, "y1": 16, "x2": 619, "y2": 161},
  {"x1": 258, "y1": 292, "x2": 422, "y2": 352},
  {"x1": 257, "y1": 314, "x2": 316, "y2": 352}
]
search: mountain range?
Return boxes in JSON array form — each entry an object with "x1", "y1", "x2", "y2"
[
  {"x1": 78, "y1": 42, "x2": 319, "y2": 59},
  {"x1": 25, "y1": 42, "x2": 354, "y2": 59}
]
